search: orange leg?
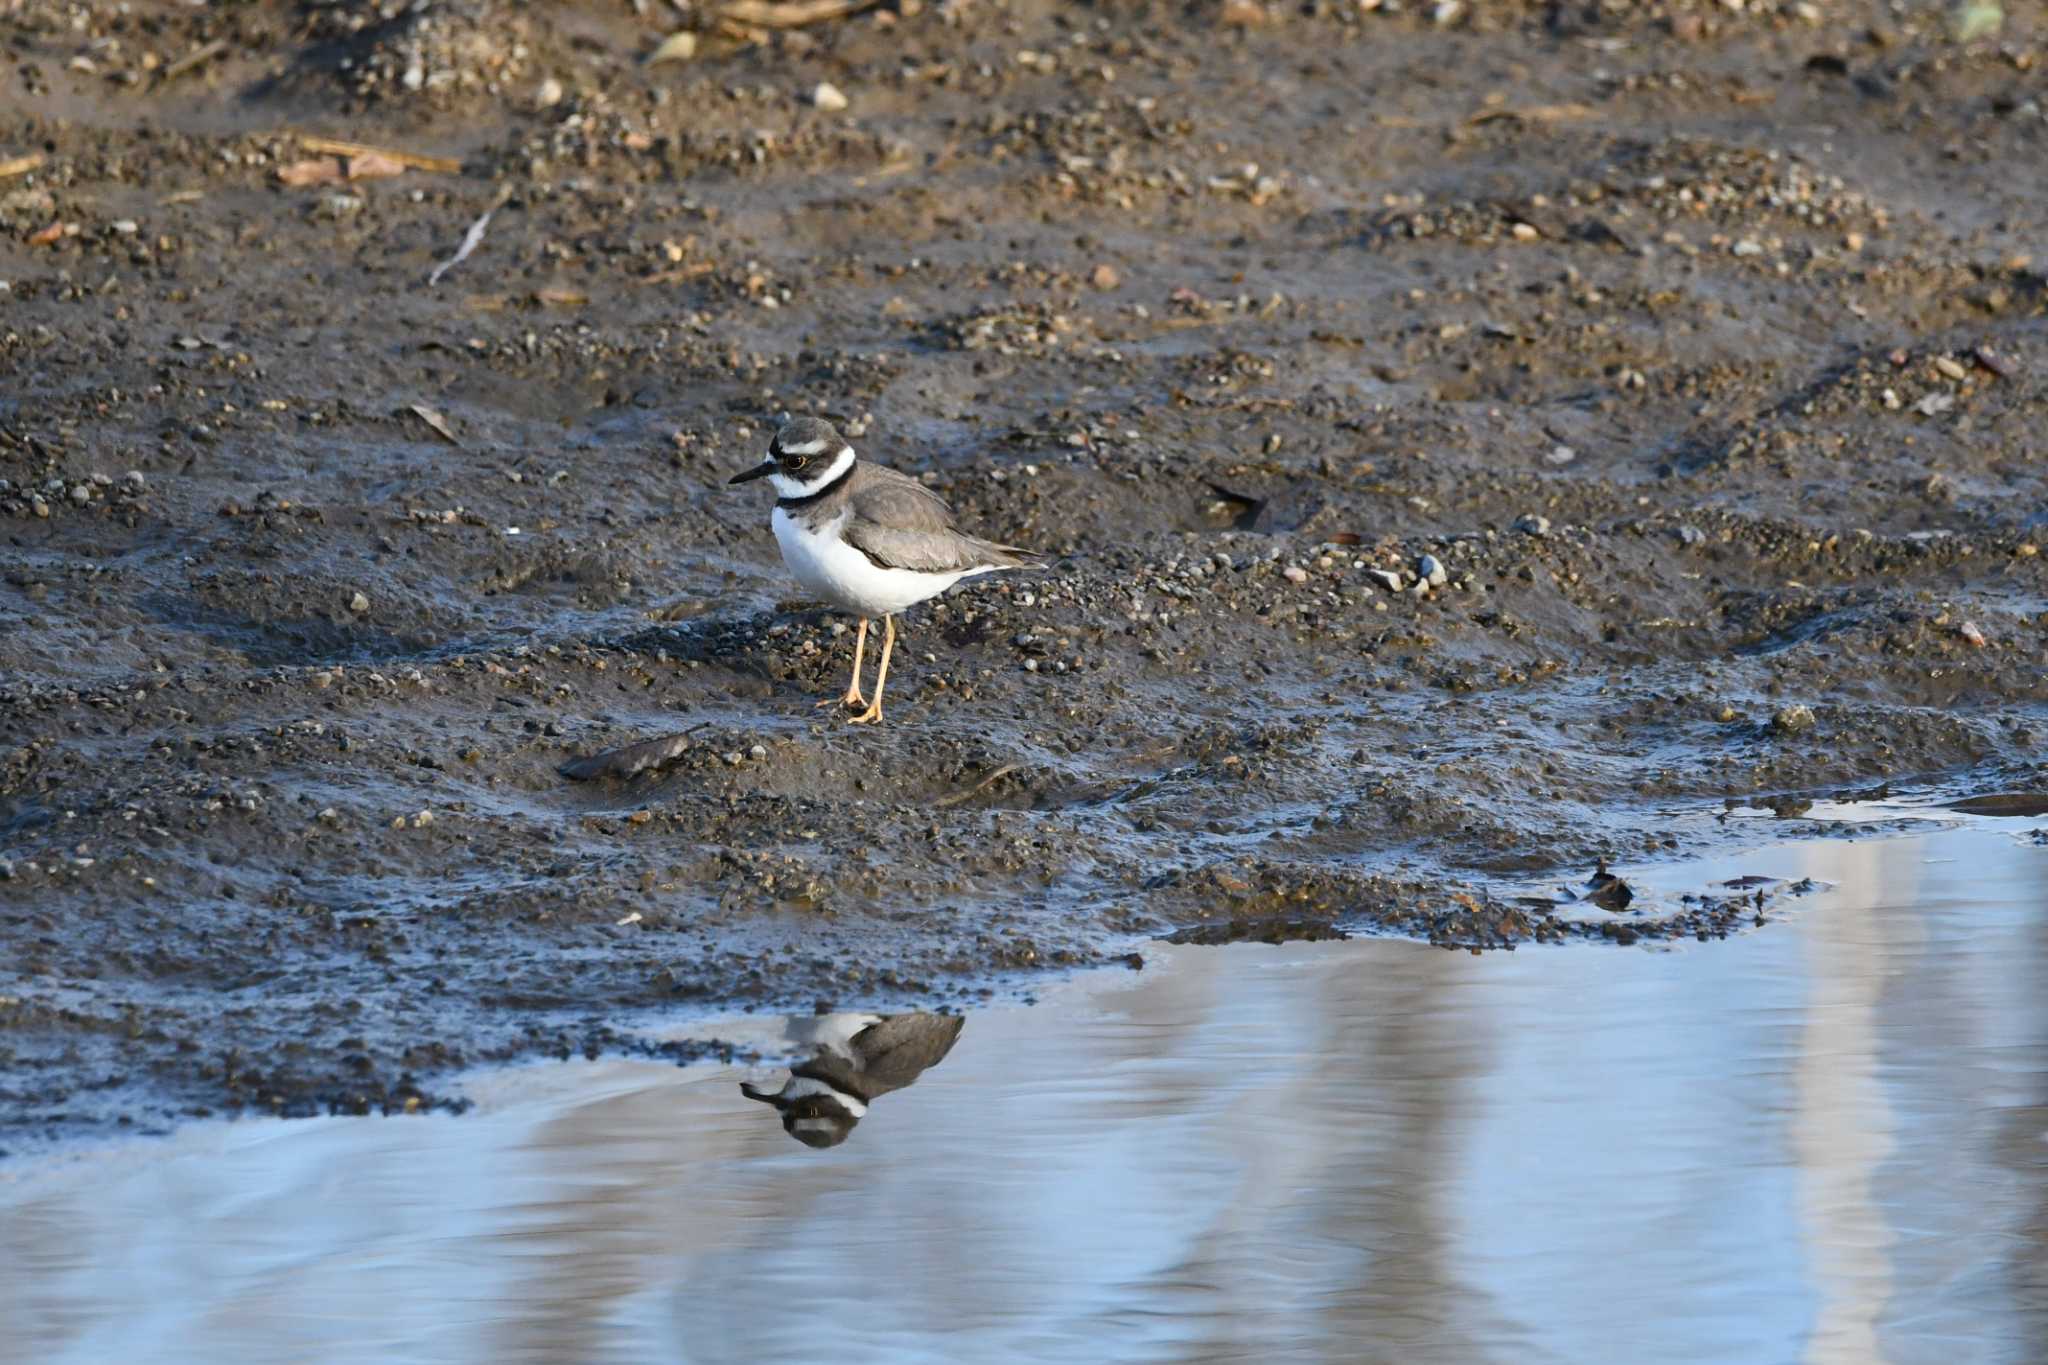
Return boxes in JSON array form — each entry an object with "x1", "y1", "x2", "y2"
[
  {"x1": 848, "y1": 615, "x2": 895, "y2": 724},
  {"x1": 816, "y1": 617, "x2": 868, "y2": 709}
]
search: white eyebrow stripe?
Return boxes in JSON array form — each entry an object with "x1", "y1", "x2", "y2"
[{"x1": 779, "y1": 438, "x2": 830, "y2": 456}]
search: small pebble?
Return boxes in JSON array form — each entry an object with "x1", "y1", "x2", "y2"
[
  {"x1": 1772, "y1": 705, "x2": 1817, "y2": 735},
  {"x1": 1283, "y1": 565, "x2": 1309, "y2": 584},
  {"x1": 813, "y1": 81, "x2": 849, "y2": 112},
  {"x1": 1958, "y1": 621, "x2": 1987, "y2": 648},
  {"x1": 749, "y1": 744, "x2": 767, "y2": 759},
  {"x1": 1513, "y1": 514, "x2": 1551, "y2": 536},
  {"x1": 348, "y1": 591, "x2": 370, "y2": 613},
  {"x1": 1367, "y1": 568, "x2": 1403, "y2": 593},
  {"x1": 1417, "y1": 554, "x2": 1448, "y2": 588}
]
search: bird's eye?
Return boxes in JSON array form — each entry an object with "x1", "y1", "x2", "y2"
[{"x1": 787, "y1": 454, "x2": 808, "y2": 470}]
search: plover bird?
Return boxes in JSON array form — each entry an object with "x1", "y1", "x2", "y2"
[
  {"x1": 729, "y1": 416, "x2": 1038, "y2": 723},
  {"x1": 740, "y1": 1010, "x2": 966, "y2": 1148}
]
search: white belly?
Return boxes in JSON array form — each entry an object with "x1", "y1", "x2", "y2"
[{"x1": 772, "y1": 507, "x2": 973, "y2": 617}]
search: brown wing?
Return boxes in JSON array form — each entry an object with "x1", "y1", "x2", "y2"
[
  {"x1": 844, "y1": 464, "x2": 1033, "y2": 573},
  {"x1": 849, "y1": 1013, "x2": 966, "y2": 1095}
]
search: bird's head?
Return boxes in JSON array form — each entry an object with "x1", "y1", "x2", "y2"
[
  {"x1": 739, "y1": 1078, "x2": 863, "y2": 1149},
  {"x1": 729, "y1": 417, "x2": 855, "y2": 499}
]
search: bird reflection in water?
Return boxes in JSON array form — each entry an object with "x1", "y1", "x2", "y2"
[{"x1": 740, "y1": 1010, "x2": 965, "y2": 1148}]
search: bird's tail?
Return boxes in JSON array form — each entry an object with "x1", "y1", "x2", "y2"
[{"x1": 973, "y1": 538, "x2": 1045, "y2": 569}]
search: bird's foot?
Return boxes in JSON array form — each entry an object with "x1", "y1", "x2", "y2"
[
  {"x1": 847, "y1": 699, "x2": 885, "y2": 725},
  {"x1": 815, "y1": 690, "x2": 866, "y2": 710}
]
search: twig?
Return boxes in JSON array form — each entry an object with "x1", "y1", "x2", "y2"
[
  {"x1": 162, "y1": 38, "x2": 228, "y2": 82},
  {"x1": 298, "y1": 136, "x2": 461, "y2": 175},
  {"x1": 717, "y1": 0, "x2": 885, "y2": 30},
  {"x1": 0, "y1": 153, "x2": 43, "y2": 180},
  {"x1": 1465, "y1": 102, "x2": 1598, "y2": 127},
  {"x1": 933, "y1": 763, "x2": 1019, "y2": 808},
  {"x1": 639, "y1": 262, "x2": 716, "y2": 285}
]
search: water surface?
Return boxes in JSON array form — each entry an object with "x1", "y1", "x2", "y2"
[{"x1": 2, "y1": 821, "x2": 2044, "y2": 1364}]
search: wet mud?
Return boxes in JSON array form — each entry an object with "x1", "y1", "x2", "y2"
[{"x1": 2, "y1": 0, "x2": 2045, "y2": 1139}]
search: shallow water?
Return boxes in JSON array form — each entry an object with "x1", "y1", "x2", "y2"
[{"x1": 2, "y1": 820, "x2": 2044, "y2": 1365}]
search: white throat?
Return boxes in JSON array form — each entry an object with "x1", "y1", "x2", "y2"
[
  {"x1": 770, "y1": 445, "x2": 855, "y2": 500},
  {"x1": 785, "y1": 1076, "x2": 867, "y2": 1117}
]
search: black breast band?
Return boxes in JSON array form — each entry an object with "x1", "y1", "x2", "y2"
[{"x1": 775, "y1": 461, "x2": 855, "y2": 510}]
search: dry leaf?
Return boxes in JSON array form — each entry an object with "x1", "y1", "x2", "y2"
[
  {"x1": 407, "y1": 404, "x2": 463, "y2": 447},
  {"x1": 277, "y1": 158, "x2": 344, "y2": 188},
  {"x1": 538, "y1": 287, "x2": 588, "y2": 306},
  {"x1": 718, "y1": 0, "x2": 882, "y2": 28},
  {"x1": 27, "y1": 221, "x2": 66, "y2": 247},
  {"x1": 646, "y1": 31, "x2": 698, "y2": 64},
  {"x1": 346, "y1": 152, "x2": 407, "y2": 181}
]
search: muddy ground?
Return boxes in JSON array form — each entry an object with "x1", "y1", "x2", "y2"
[{"x1": 2, "y1": 0, "x2": 2045, "y2": 1141}]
